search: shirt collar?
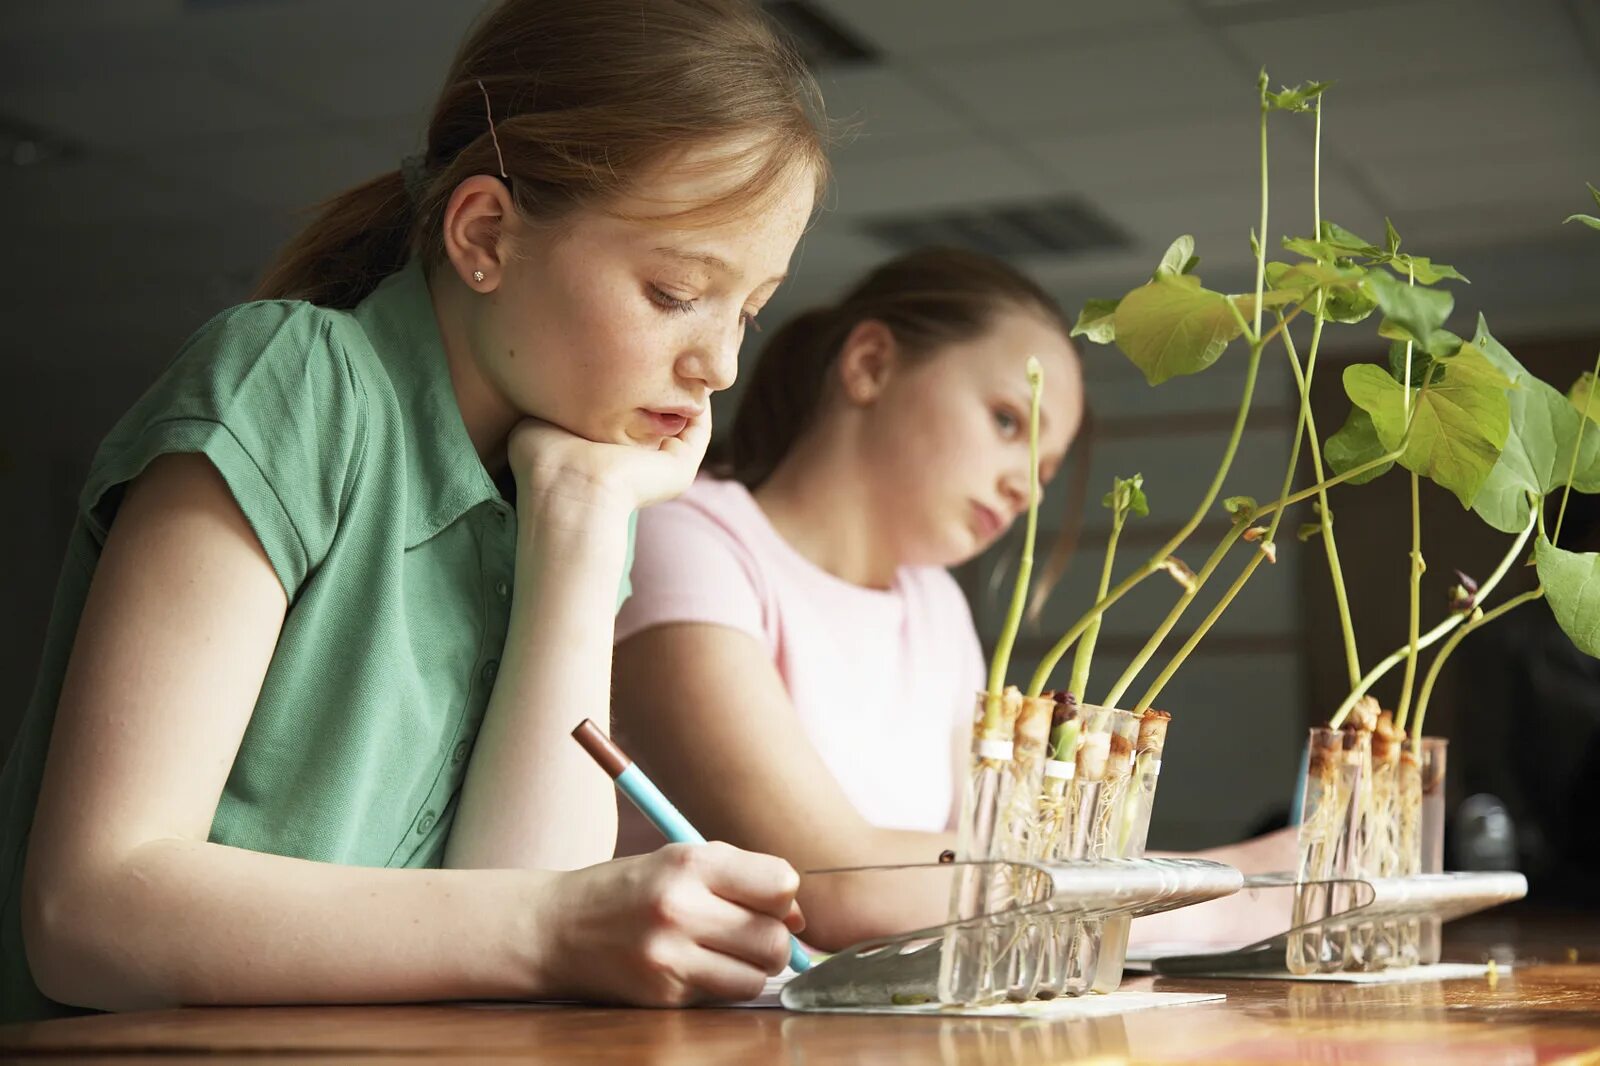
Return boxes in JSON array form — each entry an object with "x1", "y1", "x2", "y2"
[{"x1": 354, "y1": 259, "x2": 502, "y2": 548}]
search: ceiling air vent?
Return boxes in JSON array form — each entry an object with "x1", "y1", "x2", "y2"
[
  {"x1": 861, "y1": 197, "x2": 1129, "y2": 258},
  {"x1": 762, "y1": 1, "x2": 879, "y2": 68}
]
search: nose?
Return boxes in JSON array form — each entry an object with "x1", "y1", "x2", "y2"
[
  {"x1": 680, "y1": 318, "x2": 741, "y2": 394},
  {"x1": 998, "y1": 470, "x2": 1029, "y2": 517}
]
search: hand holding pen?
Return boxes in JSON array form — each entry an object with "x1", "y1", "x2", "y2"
[{"x1": 573, "y1": 719, "x2": 813, "y2": 976}]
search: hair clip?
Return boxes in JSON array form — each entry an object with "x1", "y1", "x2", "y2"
[{"x1": 477, "y1": 79, "x2": 509, "y2": 180}]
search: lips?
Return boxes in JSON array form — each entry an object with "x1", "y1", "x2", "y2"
[
  {"x1": 970, "y1": 501, "x2": 1004, "y2": 543},
  {"x1": 640, "y1": 407, "x2": 702, "y2": 438}
]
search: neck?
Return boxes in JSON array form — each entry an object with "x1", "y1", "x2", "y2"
[
  {"x1": 752, "y1": 420, "x2": 901, "y2": 590},
  {"x1": 427, "y1": 265, "x2": 520, "y2": 474}
]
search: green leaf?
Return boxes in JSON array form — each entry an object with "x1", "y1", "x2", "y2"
[
  {"x1": 1155, "y1": 235, "x2": 1196, "y2": 278},
  {"x1": 1112, "y1": 274, "x2": 1247, "y2": 385},
  {"x1": 1319, "y1": 221, "x2": 1381, "y2": 257},
  {"x1": 1263, "y1": 79, "x2": 1332, "y2": 112},
  {"x1": 1297, "y1": 522, "x2": 1323, "y2": 542},
  {"x1": 1535, "y1": 534, "x2": 1600, "y2": 657},
  {"x1": 1325, "y1": 405, "x2": 1394, "y2": 484},
  {"x1": 1072, "y1": 298, "x2": 1120, "y2": 345},
  {"x1": 1570, "y1": 372, "x2": 1600, "y2": 424},
  {"x1": 1223, "y1": 495, "x2": 1258, "y2": 521},
  {"x1": 1388, "y1": 341, "x2": 1436, "y2": 386},
  {"x1": 1102, "y1": 474, "x2": 1149, "y2": 520},
  {"x1": 1398, "y1": 255, "x2": 1469, "y2": 285},
  {"x1": 1472, "y1": 317, "x2": 1600, "y2": 533},
  {"x1": 1365, "y1": 270, "x2": 1453, "y2": 348},
  {"x1": 1324, "y1": 285, "x2": 1379, "y2": 325},
  {"x1": 1377, "y1": 318, "x2": 1463, "y2": 358},
  {"x1": 1283, "y1": 236, "x2": 1340, "y2": 264},
  {"x1": 1385, "y1": 218, "x2": 1402, "y2": 256},
  {"x1": 1565, "y1": 183, "x2": 1600, "y2": 229},
  {"x1": 1343, "y1": 342, "x2": 1512, "y2": 507}
]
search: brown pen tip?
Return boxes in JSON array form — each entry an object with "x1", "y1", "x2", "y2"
[{"x1": 572, "y1": 718, "x2": 630, "y2": 778}]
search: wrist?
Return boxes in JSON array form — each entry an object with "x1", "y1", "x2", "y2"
[{"x1": 504, "y1": 869, "x2": 565, "y2": 1000}]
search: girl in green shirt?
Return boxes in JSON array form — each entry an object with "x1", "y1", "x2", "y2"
[{"x1": 2, "y1": 0, "x2": 826, "y2": 1019}]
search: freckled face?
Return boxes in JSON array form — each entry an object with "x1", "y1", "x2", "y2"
[
  {"x1": 857, "y1": 308, "x2": 1084, "y2": 568},
  {"x1": 470, "y1": 156, "x2": 816, "y2": 447}
]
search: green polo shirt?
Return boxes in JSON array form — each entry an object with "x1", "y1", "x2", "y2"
[{"x1": 0, "y1": 260, "x2": 635, "y2": 1021}]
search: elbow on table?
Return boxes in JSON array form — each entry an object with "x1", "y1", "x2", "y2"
[{"x1": 20, "y1": 861, "x2": 163, "y2": 1013}]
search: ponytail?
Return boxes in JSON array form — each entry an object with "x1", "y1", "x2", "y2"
[{"x1": 253, "y1": 171, "x2": 414, "y2": 308}]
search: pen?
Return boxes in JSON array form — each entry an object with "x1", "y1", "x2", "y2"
[{"x1": 571, "y1": 718, "x2": 812, "y2": 974}]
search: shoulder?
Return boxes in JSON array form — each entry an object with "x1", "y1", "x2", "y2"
[
  {"x1": 617, "y1": 477, "x2": 774, "y2": 643},
  {"x1": 85, "y1": 298, "x2": 371, "y2": 595}
]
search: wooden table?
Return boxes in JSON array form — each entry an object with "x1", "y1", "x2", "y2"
[{"x1": 4, "y1": 906, "x2": 1597, "y2": 1064}]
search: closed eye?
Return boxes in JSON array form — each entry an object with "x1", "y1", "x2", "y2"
[{"x1": 648, "y1": 285, "x2": 696, "y2": 315}]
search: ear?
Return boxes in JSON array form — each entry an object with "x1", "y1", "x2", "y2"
[
  {"x1": 835, "y1": 319, "x2": 899, "y2": 406},
  {"x1": 441, "y1": 174, "x2": 516, "y2": 292}
]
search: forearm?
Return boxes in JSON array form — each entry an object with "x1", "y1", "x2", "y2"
[
  {"x1": 448, "y1": 491, "x2": 631, "y2": 871},
  {"x1": 796, "y1": 826, "x2": 956, "y2": 951},
  {"x1": 24, "y1": 838, "x2": 547, "y2": 1012}
]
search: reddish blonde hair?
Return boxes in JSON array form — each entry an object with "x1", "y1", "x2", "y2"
[{"x1": 256, "y1": 0, "x2": 829, "y2": 308}]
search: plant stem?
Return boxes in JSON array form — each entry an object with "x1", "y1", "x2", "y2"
[
  {"x1": 1553, "y1": 345, "x2": 1600, "y2": 547},
  {"x1": 1101, "y1": 522, "x2": 1250, "y2": 708},
  {"x1": 1067, "y1": 512, "x2": 1125, "y2": 698},
  {"x1": 1313, "y1": 96, "x2": 1322, "y2": 236},
  {"x1": 1394, "y1": 471, "x2": 1423, "y2": 731},
  {"x1": 1410, "y1": 587, "x2": 1545, "y2": 741},
  {"x1": 1027, "y1": 427, "x2": 1401, "y2": 698},
  {"x1": 1327, "y1": 509, "x2": 1536, "y2": 728},
  {"x1": 1254, "y1": 90, "x2": 1269, "y2": 339},
  {"x1": 1026, "y1": 90, "x2": 1274, "y2": 699},
  {"x1": 1136, "y1": 538, "x2": 1266, "y2": 714},
  {"x1": 1278, "y1": 312, "x2": 1361, "y2": 687},
  {"x1": 1394, "y1": 264, "x2": 1423, "y2": 733},
  {"x1": 1111, "y1": 303, "x2": 1327, "y2": 709},
  {"x1": 988, "y1": 360, "x2": 1045, "y2": 699}
]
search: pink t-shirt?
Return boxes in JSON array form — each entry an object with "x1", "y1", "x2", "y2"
[{"x1": 612, "y1": 475, "x2": 985, "y2": 856}]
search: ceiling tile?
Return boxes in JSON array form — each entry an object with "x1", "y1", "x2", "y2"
[
  {"x1": 815, "y1": 0, "x2": 1191, "y2": 57},
  {"x1": 1220, "y1": 0, "x2": 1586, "y2": 89},
  {"x1": 824, "y1": 139, "x2": 1057, "y2": 217},
  {"x1": 925, "y1": 28, "x2": 1253, "y2": 137}
]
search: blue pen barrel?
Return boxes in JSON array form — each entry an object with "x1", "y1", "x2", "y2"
[
  {"x1": 614, "y1": 764, "x2": 812, "y2": 973},
  {"x1": 617, "y1": 764, "x2": 707, "y2": 844}
]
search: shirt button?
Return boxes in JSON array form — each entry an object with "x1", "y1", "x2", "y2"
[
  {"x1": 482, "y1": 659, "x2": 499, "y2": 684},
  {"x1": 452, "y1": 740, "x2": 470, "y2": 765},
  {"x1": 495, "y1": 581, "x2": 509, "y2": 599},
  {"x1": 417, "y1": 810, "x2": 437, "y2": 835}
]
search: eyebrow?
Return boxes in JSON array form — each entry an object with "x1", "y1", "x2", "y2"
[{"x1": 654, "y1": 246, "x2": 787, "y2": 286}]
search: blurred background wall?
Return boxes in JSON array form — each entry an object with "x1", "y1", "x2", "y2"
[{"x1": 4, "y1": 0, "x2": 1599, "y2": 862}]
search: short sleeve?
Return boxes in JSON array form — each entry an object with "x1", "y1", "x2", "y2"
[
  {"x1": 616, "y1": 509, "x2": 638, "y2": 613},
  {"x1": 613, "y1": 497, "x2": 768, "y2": 646},
  {"x1": 81, "y1": 300, "x2": 366, "y2": 598}
]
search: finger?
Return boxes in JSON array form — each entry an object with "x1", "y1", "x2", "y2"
[
  {"x1": 784, "y1": 898, "x2": 807, "y2": 934},
  {"x1": 683, "y1": 891, "x2": 794, "y2": 974},
  {"x1": 693, "y1": 841, "x2": 801, "y2": 921},
  {"x1": 677, "y1": 943, "x2": 771, "y2": 1005}
]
